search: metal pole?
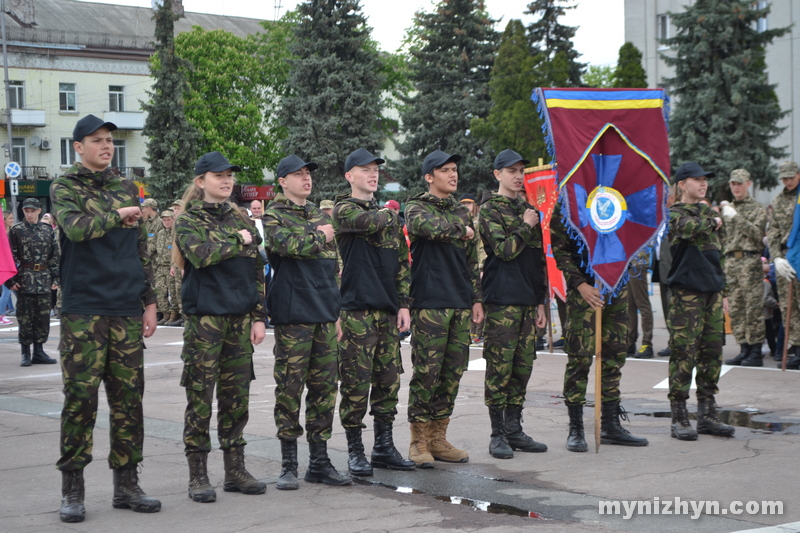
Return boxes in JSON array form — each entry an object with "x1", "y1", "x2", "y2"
[{"x1": 1, "y1": 0, "x2": 18, "y2": 222}]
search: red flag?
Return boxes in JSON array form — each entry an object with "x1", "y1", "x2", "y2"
[
  {"x1": 0, "y1": 207, "x2": 18, "y2": 285},
  {"x1": 525, "y1": 167, "x2": 566, "y2": 302}
]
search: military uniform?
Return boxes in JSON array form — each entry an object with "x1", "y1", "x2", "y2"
[
  {"x1": 147, "y1": 215, "x2": 173, "y2": 319},
  {"x1": 6, "y1": 216, "x2": 59, "y2": 357},
  {"x1": 627, "y1": 249, "x2": 654, "y2": 356},
  {"x1": 767, "y1": 185, "x2": 800, "y2": 347}
]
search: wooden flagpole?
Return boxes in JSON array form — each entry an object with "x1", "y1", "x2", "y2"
[
  {"x1": 594, "y1": 305, "x2": 602, "y2": 452},
  {"x1": 781, "y1": 280, "x2": 794, "y2": 371}
]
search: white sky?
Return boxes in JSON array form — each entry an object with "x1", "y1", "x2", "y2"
[{"x1": 81, "y1": 0, "x2": 626, "y2": 66}]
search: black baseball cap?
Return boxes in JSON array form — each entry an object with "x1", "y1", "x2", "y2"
[
  {"x1": 276, "y1": 155, "x2": 318, "y2": 178},
  {"x1": 674, "y1": 161, "x2": 715, "y2": 183},
  {"x1": 194, "y1": 152, "x2": 241, "y2": 175},
  {"x1": 422, "y1": 150, "x2": 461, "y2": 176},
  {"x1": 72, "y1": 114, "x2": 117, "y2": 142},
  {"x1": 21, "y1": 198, "x2": 41, "y2": 210},
  {"x1": 494, "y1": 149, "x2": 530, "y2": 170},
  {"x1": 345, "y1": 148, "x2": 385, "y2": 173}
]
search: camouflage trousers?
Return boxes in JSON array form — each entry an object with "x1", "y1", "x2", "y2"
[
  {"x1": 407, "y1": 308, "x2": 471, "y2": 423},
  {"x1": 57, "y1": 314, "x2": 144, "y2": 471},
  {"x1": 17, "y1": 292, "x2": 51, "y2": 345},
  {"x1": 775, "y1": 269, "x2": 800, "y2": 346},
  {"x1": 181, "y1": 314, "x2": 255, "y2": 453},
  {"x1": 338, "y1": 309, "x2": 403, "y2": 429},
  {"x1": 667, "y1": 288, "x2": 723, "y2": 402},
  {"x1": 725, "y1": 255, "x2": 765, "y2": 344},
  {"x1": 483, "y1": 304, "x2": 537, "y2": 408},
  {"x1": 154, "y1": 265, "x2": 171, "y2": 316},
  {"x1": 563, "y1": 285, "x2": 628, "y2": 406},
  {"x1": 626, "y1": 269, "x2": 653, "y2": 347},
  {"x1": 169, "y1": 268, "x2": 182, "y2": 313},
  {"x1": 273, "y1": 322, "x2": 338, "y2": 443}
]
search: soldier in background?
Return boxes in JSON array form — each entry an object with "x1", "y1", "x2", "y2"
[
  {"x1": 141, "y1": 198, "x2": 160, "y2": 241},
  {"x1": 628, "y1": 248, "x2": 655, "y2": 359},
  {"x1": 721, "y1": 169, "x2": 768, "y2": 367},
  {"x1": 320, "y1": 199, "x2": 335, "y2": 217},
  {"x1": 166, "y1": 199, "x2": 185, "y2": 327},
  {"x1": 333, "y1": 148, "x2": 415, "y2": 477},
  {"x1": 149, "y1": 210, "x2": 174, "y2": 325},
  {"x1": 51, "y1": 114, "x2": 160, "y2": 523},
  {"x1": 6, "y1": 197, "x2": 59, "y2": 366},
  {"x1": 767, "y1": 161, "x2": 800, "y2": 370}
]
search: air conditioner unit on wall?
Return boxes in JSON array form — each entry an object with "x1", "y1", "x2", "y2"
[{"x1": 40, "y1": 139, "x2": 51, "y2": 150}]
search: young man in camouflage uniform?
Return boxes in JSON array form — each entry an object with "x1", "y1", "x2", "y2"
[
  {"x1": 6, "y1": 197, "x2": 59, "y2": 366},
  {"x1": 627, "y1": 248, "x2": 655, "y2": 359},
  {"x1": 720, "y1": 169, "x2": 768, "y2": 367},
  {"x1": 141, "y1": 198, "x2": 160, "y2": 241},
  {"x1": 479, "y1": 150, "x2": 548, "y2": 459},
  {"x1": 767, "y1": 161, "x2": 800, "y2": 369},
  {"x1": 405, "y1": 150, "x2": 483, "y2": 467},
  {"x1": 551, "y1": 199, "x2": 648, "y2": 452},
  {"x1": 667, "y1": 162, "x2": 735, "y2": 441},
  {"x1": 333, "y1": 148, "x2": 415, "y2": 476},
  {"x1": 263, "y1": 154, "x2": 351, "y2": 490},
  {"x1": 51, "y1": 115, "x2": 160, "y2": 523},
  {"x1": 148, "y1": 210, "x2": 174, "y2": 325}
]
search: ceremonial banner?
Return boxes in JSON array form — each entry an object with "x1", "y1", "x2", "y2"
[
  {"x1": 532, "y1": 88, "x2": 671, "y2": 294},
  {"x1": 524, "y1": 167, "x2": 566, "y2": 302}
]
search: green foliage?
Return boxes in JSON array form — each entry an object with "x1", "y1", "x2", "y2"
[
  {"x1": 391, "y1": 0, "x2": 498, "y2": 198},
  {"x1": 583, "y1": 65, "x2": 615, "y2": 88},
  {"x1": 613, "y1": 42, "x2": 647, "y2": 88},
  {"x1": 663, "y1": 0, "x2": 789, "y2": 198},
  {"x1": 525, "y1": 0, "x2": 585, "y2": 87},
  {"x1": 141, "y1": 0, "x2": 199, "y2": 207},
  {"x1": 175, "y1": 23, "x2": 292, "y2": 183},
  {"x1": 471, "y1": 19, "x2": 547, "y2": 164},
  {"x1": 279, "y1": 0, "x2": 386, "y2": 202}
]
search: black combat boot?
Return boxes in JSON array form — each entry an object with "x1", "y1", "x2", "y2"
[
  {"x1": 670, "y1": 400, "x2": 698, "y2": 441},
  {"x1": 724, "y1": 344, "x2": 750, "y2": 366},
  {"x1": 304, "y1": 441, "x2": 352, "y2": 486},
  {"x1": 276, "y1": 439, "x2": 299, "y2": 490},
  {"x1": 222, "y1": 446, "x2": 266, "y2": 494},
  {"x1": 60, "y1": 470, "x2": 85, "y2": 523},
  {"x1": 487, "y1": 407, "x2": 513, "y2": 459},
  {"x1": 345, "y1": 428, "x2": 373, "y2": 476},
  {"x1": 600, "y1": 401, "x2": 649, "y2": 446},
  {"x1": 697, "y1": 398, "x2": 735, "y2": 436},
  {"x1": 566, "y1": 404, "x2": 588, "y2": 452},
  {"x1": 371, "y1": 421, "x2": 415, "y2": 470},
  {"x1": 112, "y1": 465, "x2": 161, "y2": 512},
  {"x1": 504, "y1": 405, "x2": 547, "y2": 452},
  {"x1": 741, "y1": 343, "x2": 764, "y2": 367},
  {"x1": 186, "y1": 452, "x2": 216, "y2": 503},
  {"x1": 20, "y1": 344, "x2": 31, "y2": 367},
  {"x1": 32, "y1": 343, "x2": 56, "y2": 364}
]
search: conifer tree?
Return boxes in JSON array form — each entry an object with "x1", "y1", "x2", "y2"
[
  {"x1": 613, "y1": 42, "x2": 647, "y2": 88},
  {"x1": 663, "y1": 0, "x2": 788, "y2": 195},
  {"x1": 141, "y1": 0, "x2": 199, "y2": 207},
  {"x1": 279, "y1": 0, "x2": 385, "y2": 202},
  {"x1": 471, "y1": 19, "x2": 546, "y2": 163},
  {"x1": 525, "y1": 0, "x2": 585, "y2": 87},
  {"x1": 392, "y1": 0, "x2": 498, "y2": 197}
]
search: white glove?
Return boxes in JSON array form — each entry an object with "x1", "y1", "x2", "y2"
[
  {"x1": 775, "y1": 257, "x2": 796, "y2": 281},
  {"x1": 721, "y1": 204, "x2": 737, "y2": 220}
]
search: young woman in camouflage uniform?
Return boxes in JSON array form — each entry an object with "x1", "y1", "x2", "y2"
[{"x1": 174, "y1": 151, "x2": 268, "y2": 503}]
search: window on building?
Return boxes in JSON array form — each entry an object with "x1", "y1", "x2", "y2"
[
  {"x1": 12, "y1": 137, "x2": 27, "y2": 166},
  {"x1": 8, "y1": 81, "x2": 24, "y2": 109},
  {"x1": 755, "y1": 1, "x2": 768, "y2": 33},
  {"x1": 59, "y1": 83, "x2": 77, "y2": 112},
  {"x1": 60, "y1": 138, "x2": 77, "y2": 166},
  {"x1": 109, "y1": 85, "x2": 125, "y2": 112},
  {"x1": 111, "y1": 139, "x2": 126, "y2": 169},
  {"x1": 657, "y1": 14, "x2": 670, "y2": 43}
]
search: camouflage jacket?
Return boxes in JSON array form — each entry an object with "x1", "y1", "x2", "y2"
[
  {"x1": 263, "y1": 194, "x2": 337, "y2": 261},
  {"x1": 6, "y1": 221, "x2": 59, "y2": 294},
  {"x1": 550, "y1": 202, "x2": 594, "y2": 292},
  {"x1": 724, "y1": 195, "x2": 766, "y2": 254},
  {"x1": 479, "y1": 193, "x2": 546, "y2": 306},
  {"x1": 144, "y1": 215, "x2": 161, "y2": 241},
  {"x1": 148, "y1": 220, "x2": 173, "y2": 268},
  {"x1": 333, "y1": 194, "x2": 411, "y2": 310},
  {"x1": 176, "y1": 200, "x2": 265, "y2": 319},
  {"x1": 668, "y1": 201, "x2": 725, "y2": 293},
  {"x1": 767, "y1": 187, "x2": 796, "y2": 261},
  {"x1": 405, "y1": 192, "x2": 481, "y2": 307},
  {"x1": 51, "y1": 163, "x2": 156, "y2": 313},
  {"x1": 669, "y1": 202, "x2": 724, "y2": 253}
]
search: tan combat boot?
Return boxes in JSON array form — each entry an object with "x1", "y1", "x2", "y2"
[
  {"x1": 408, "y1": 421, "x2": 434, "y2": 468},
  {"x1": 427, "y1": 418, "x2": 469, "y2": 463}
]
